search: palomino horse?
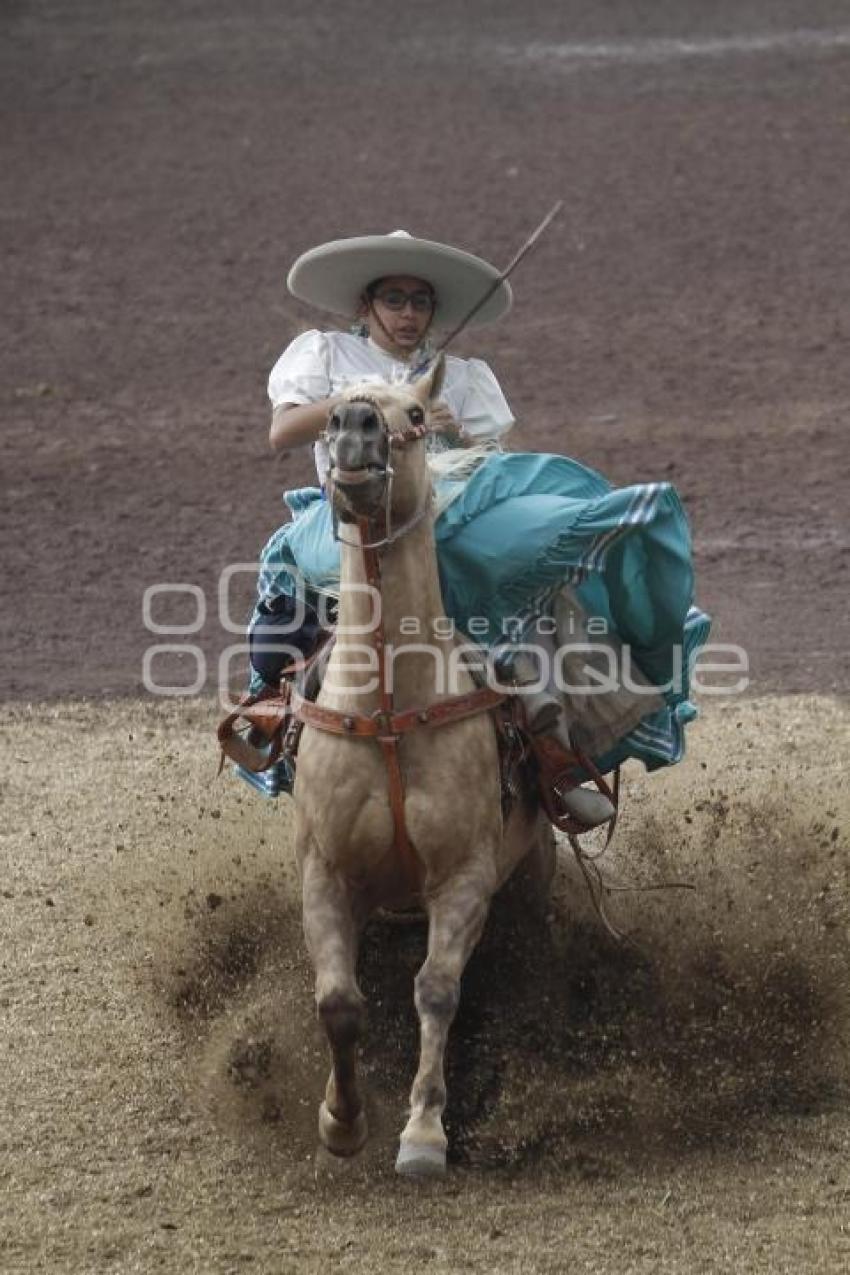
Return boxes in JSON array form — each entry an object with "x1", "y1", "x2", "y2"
[{"x1": 291, "y1": 359, "x2": 553, "y2": 1176}]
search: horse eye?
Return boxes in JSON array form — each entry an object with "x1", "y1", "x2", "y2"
[{"x1": 408, "y1": 406, "x2": 424, "y2": 426}]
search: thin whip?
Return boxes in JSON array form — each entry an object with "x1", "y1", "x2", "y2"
[{"x1": 411, "y1": 201, "x2": 564, "y2": 374}]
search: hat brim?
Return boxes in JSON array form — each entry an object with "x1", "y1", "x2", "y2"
[{"x1": 287, "y1": 234, "x2": 512, "y2": 330}]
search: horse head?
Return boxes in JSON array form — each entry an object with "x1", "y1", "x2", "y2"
[{"x1": 324, "y1": 357, "x2": 444, "y2": 526}]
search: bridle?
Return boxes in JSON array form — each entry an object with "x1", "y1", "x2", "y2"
[{"x1": 324, "y1": 393, "x2": 435, "y2": 551}]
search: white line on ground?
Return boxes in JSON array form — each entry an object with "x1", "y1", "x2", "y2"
[
  {"x1": 696, "y1": 535, "x2": 848, "y2": 551},
  {"x1": 496, "y1": 27, "x2": 850, "y2": 70}
]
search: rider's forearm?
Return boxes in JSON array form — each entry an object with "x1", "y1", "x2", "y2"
[{"x1": 269, "y1": 398, "x2": 340, "y2": 452}]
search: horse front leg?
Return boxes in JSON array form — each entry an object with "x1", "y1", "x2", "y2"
[
  {"x1": 301, "y1": 851, "x2": 368, "y2": 1157},
  {"x1": 396, "y1": 868, "x2": 493, "y2": 1177}
]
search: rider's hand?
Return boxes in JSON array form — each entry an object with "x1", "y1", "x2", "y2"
[{"x1": 430, "y1": 401, "x2": 465, "y2": 444}]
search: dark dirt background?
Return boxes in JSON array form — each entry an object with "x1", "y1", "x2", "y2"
[{"x1": 1, "y1": 0, "x2": 848, "y2": 699}]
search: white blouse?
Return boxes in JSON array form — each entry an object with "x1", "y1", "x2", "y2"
[{"x1": 267, "y1": 329, "x2": 514, "y2": 483}]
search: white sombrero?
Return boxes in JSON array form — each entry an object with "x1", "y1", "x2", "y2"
[{"x1": 287, "y1": 229, "x2": 513, "y2": 329}]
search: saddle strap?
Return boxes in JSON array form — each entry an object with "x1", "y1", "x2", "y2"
[
  {"x1": 289, "y1": 685, "x2": 507, "y2": 737},
  {"x1": 377, "y1": 734, "x2": 417, "y2": 879},
  {"x1": 290, "y1": 681, "x2": 507, "y2": 889}
]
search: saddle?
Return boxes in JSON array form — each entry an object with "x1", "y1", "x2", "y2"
[{"x1": 218, "y1": 635, "x2": 618, "y2": 838}]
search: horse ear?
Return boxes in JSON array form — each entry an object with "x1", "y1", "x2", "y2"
[{"x1": 412, "y1": 354, "x2": 445, "y2": 405}]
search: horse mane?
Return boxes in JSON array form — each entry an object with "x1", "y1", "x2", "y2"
[{"x1": 428, "y1": 441, "x2": 501, "y2": 517}]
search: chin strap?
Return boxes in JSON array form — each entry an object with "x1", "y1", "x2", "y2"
[{"x1": 366, "y1": 299, "x2": 435, "y2": 364}]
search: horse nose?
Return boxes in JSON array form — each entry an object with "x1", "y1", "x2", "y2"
[
  {"x1": 333, "y1": 403, "x2": 383, "y2": 470},
  {"x1": 335, "y1": 429, "x2": 368, "y2": 471}
]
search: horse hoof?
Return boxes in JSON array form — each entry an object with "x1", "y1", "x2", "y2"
[
  {"x1": 395, "y1": 1139, "x2": 447, "y2": 1178},
  {"x1": 318, "y1": 1102, "x2": 368, "y2": 1157}
]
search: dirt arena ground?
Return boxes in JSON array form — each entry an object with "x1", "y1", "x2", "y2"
[
  {"x1": 2, "y1": 1, "x2": 849, "y2": 1271},
  {"x1": 2, "y1": 698, "x2": 848, "y2": 1272}
]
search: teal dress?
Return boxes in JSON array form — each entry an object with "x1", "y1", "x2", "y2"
[{"x1": 247, "y1": 450, "x2": 710, "y2": 790}]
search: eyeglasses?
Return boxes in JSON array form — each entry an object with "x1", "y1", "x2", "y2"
[{"x1": 372, "y1": 287, "x2": 435, "y2": 313}]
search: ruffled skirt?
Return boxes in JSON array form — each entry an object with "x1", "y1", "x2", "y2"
[{"x1": 251, "y1": 452, "x2": 711, "y2": 776}]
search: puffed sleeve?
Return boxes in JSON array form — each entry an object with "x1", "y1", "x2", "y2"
[
  {"x1": 267, "y1": 329, "x2": 331, "y2": 407},
  {"x1": 457, "y1": 358, "x2": 515, "y2": 442}
]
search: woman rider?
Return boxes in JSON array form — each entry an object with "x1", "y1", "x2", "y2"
[{"x1": 241, "y1": 230, "x2": 710, "y2": 825}]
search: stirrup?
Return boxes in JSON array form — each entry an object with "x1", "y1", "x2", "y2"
[
  {"x1": 556, "y1": 784, "x2": 615, "y2": 829},
  {"x1": 218, "y1": 687, "x2": 291, "y2": 774},
  {"x1": 528, "y1": 731, "x2": 618, "y2": 836}
]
